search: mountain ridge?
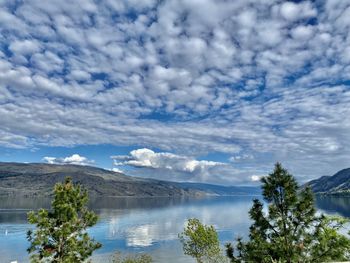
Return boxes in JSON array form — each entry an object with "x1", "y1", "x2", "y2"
[
  {"x1": 305, "y1": 168, "x2": 350, "y2": 195},
  {"x1": 0, "y1": 162, "x2": 260, "y2": 197}
]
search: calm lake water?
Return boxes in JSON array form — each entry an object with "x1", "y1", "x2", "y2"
[{"x1": 0, "y1": 195, "x2": 349, "y2": 263}]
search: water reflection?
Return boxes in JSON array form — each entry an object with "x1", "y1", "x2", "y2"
[
  {"x1": 315, "y1": 196, "x2": 350, "y2": 217},
  {"x1": 0, "y1": 196, "x2": 255, "y2": 262},
  {"x1": 89, "y1": 196, "x2": 254, "y2": 263},
  {"x1": 1, "y1": 195, "x2": 349, "y2": 263}
]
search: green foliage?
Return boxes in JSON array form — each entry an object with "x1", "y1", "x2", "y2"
[
  {"x1": 27, "y1": 177, "x2": 101, "y2": 262},
  {"x1": 226, "y1": 163, "x2": 350, "y2": 263},
  {"x1": 112, "y1": 253, "x2": 153, "y2": 263},
  {"x1": 179, "y1": 218, "x2": 224, "y2": 263}
]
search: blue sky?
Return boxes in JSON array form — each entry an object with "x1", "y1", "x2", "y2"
[{"x1": 0, "y1": 0, "x2": 350, "y2": 185}]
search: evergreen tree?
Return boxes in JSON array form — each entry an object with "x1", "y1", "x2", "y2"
[
  {"x1": 226, "y1": 163, "x2": 350, "y2": 263},
  {"x1": 27, "y1": 177, "x2": 101, "y2": 263},
  {"x1": 179, "y1": 218, "x2": 223, "y2": 263}
]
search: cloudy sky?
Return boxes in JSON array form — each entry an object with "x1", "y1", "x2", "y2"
[{"x1": 0, "y1": 0, "x2": 350, "y2": 185}]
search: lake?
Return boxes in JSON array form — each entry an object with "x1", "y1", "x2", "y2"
[{"x1": 0, "y1": 195, "x2": 349, "y2": 263}]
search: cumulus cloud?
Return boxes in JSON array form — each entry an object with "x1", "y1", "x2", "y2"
[
  {"x1": 113, "y1": 148, "x2": 223, "y2": 171},
  {"x1": 43, "y1": 154, "x2": 94, "y2": 166},
  {"x1": 0, "y1": 0, "x2": 350, "y2": 183},
  {"x1": 112, "y1": 148, "x2": 260, "y2": 184},
  {"x1": 111, "y1": 148, "x2": 230, "y2": 184}
]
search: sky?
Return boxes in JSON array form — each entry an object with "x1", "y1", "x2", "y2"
[{"x1": 0, "y1": 0, "x2": 350, "y2": 185}]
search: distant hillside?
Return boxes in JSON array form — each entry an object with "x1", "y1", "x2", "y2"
[
  {"x1": 0, "y1": 162, "x2": 259, "y2": 197},
  {"x1": 174, "y1": 182, "x2": 261, "y2": 196},
  {"x1": 305, "y1": 168, "x2": 350, "y2": 195}
]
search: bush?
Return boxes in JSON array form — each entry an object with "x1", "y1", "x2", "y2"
[
  {"x1": 112, "y1": 252, "x2": 153, "y2": 263},
  {"x1": 179, "y1": 218, "x2": 225, "y2": 263}
]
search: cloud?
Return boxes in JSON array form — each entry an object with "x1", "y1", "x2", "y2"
[
  {"x1": 251, "y1": 175, "x2": 262, "y2": 182},
  {"x1": 43, "y1": 154, "x2": 94, "y2": 166},
  {"x1": 113, "y1": 148, "x2": 223, "y2": 172},
  {"x1": 112, "y1": 148, "x2": 258, "y2": 184},
  {"x1": 111, "y1": 167, "x2": 124, "y2": 173},
  {"x1": 229, "y1": 154, "x2": 254, "y2": 162},
  {"x1": 0, "y1": 130, "x2": 30, "y2": 149},
  {"x1": 0, "y1": 0, "x2": 350, "y2": 183},
  {"x1": 279, "y1": 1, "x2": 317, "y2": 21},
  {"x1": 9, "y1": 39, "x2": 42, "y2": 55}
]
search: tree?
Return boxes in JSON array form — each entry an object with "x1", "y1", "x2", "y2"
[
  {"x1": 179, "y1": 218, "x2": 223, "y2": 263},
  {"x1": 27, "y1": 177, "x2": 101, "y2": 262},
  {"x1": 226, "y1": 163, "x2": 350, "y2": 263}
]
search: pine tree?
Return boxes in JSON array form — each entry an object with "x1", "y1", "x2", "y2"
[
  {"x1": 226, "y1": 163, "x2": 350, "y2": 263},
  {"x1": 27, "y1": 177, "x2": 101, "y2": 262}
]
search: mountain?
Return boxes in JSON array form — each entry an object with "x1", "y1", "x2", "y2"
[
  {"x1": 305, "y1": 168, "x2": 350, "y2": 195},
  {"x1": 173, "y1": 182, "x2": 261, "y2": 196},
  {"x1": 0, "y1": 162, "x2": 259, "y2": 197}
]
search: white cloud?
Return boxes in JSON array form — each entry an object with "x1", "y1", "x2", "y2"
[
  {"x1": 43, "y1": 154, "x2": 94, "y2": 166},
  {"x1": 9, "y1": 39, "x2": 41, "y2": 55},
  {"x1": 251, "y1": 175, "x2": 262, "y2": 182},
  {"x1": 0, "y1": 130, "x2": 30, "y2": 149},
  {"x1": 42, "y1": 157, "x2": 56, "y2": 164},
  {"x1": 280, "y1": 1, "x2": 317, "y2": 21},
  {"x1": 111, "y1": 148, "x2": 250, "y2": 184},
  {"x1": 0, "y1": 0, "x2": 350, "y2": 183},
  {"x1": 113, "y1": 148, "x2": 224, "y2": 173},
  {"x1": 291, "y1": 25, "x2": 314, "y2": 40},
  {"x1": 69, "y1": 70, "x2": 91, "y2": 81},
  {"x1": 111, "y1": 167, "x2": 124, "y2": 173},
  {"x1": 229, "y1": 154, "x2": 254, "y2": 162},
  {"x1": 280, "y1": 2, "x2": 300, "y2": 21}
]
